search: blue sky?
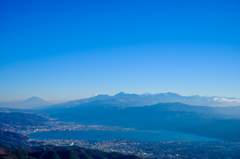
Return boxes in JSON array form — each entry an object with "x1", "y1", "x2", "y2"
[{"x1": 0, "y1": 0, "x2": 240, "y2": 101}]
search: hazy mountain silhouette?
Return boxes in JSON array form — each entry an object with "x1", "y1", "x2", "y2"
[
  {"x1": 46, "y1": 92, "x2": 240, "y2": 109},
  {"x1": 2, "y1": 92, "x2": 239, "y2": 109},
  {"x1": 0, "y1": 96, "x2": 52, "y2": 109}
]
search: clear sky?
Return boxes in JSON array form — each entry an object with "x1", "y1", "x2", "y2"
[{"x1": 0, "y1": 0, "x2": 240, "y2": 102}]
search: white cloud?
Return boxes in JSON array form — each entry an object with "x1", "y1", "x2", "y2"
[{"x1": 213, "y1": 98, "x2": 240, "y2": 103}]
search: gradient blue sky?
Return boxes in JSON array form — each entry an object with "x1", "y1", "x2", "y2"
[{"x1": 0, "y1": 0, "x2": 240, "y2": 102}]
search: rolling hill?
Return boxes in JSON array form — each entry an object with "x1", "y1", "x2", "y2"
[
  {"x1": 0, "y1": 112, "x2": 48, "y2": 131},
  {"x1": 0, "y1": 145, "x2": 142, "y2": 159}
]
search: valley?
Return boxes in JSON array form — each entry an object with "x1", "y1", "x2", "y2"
[{"x1": 1, "y1": 93, "x2": 240, "y2": 158}]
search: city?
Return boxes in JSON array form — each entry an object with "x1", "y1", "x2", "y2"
[
  {"x1": 2, "y1": 114, "x2": 240, "y2": 158},
  {"x1": 1, "y1": 119, "x2": 135, "y2": 135},
  {"x1": 29, "y1": 139, "x2": 240, "y2": 159}
]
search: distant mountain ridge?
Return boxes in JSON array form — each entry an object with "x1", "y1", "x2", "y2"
[
  {"x1": 1, "y1": 92, "x2": 239, "y2": 109},
  {"x1": 47, "y1": 92, "x2": 240, "y2": 109}
]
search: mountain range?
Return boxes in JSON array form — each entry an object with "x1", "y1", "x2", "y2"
[
  {"x1": 44, "y1": 102, "x2": 240, "y2": 142},
  {"x1": 1, "y1": 92, "x2": 239, "y2": 109},
  {"x1": 48, "y1": 92, "x2": 240, "y2": 109},
  {"x1": 38, "y1": 92, "x2": 240, "y2": 142},
  {"x1": 1, "y1": 92, "x2": 240, "y2": 142}
]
